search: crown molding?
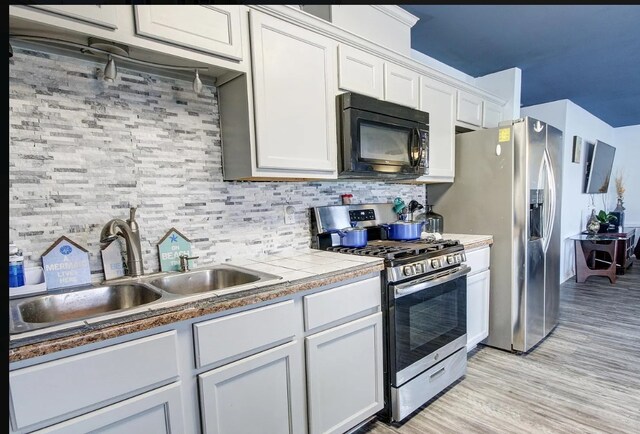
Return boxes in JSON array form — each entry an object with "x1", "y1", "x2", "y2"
[{"x1": 370, "y1": 5, "x2": 420, "y2": 27}]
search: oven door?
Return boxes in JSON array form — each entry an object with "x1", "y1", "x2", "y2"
[
  {"x1": 388, "y1": 265, "x2": 470, "y2": 387},
  {"x1": 340, "y1": 107, "x2": 428, "y2": 178}
]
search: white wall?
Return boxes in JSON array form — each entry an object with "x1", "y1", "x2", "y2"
[
  {"x1": 476, "y1": 67, "x2": 522, "y2": 121},
  {"x1": 521, "y1": 100, "x2": 639, "y2": 282},
  {"x1": 613, "y1": 125, "x2": 640, "y2": 231}
]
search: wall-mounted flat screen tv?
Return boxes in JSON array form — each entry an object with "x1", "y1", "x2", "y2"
[{"x1": 584, "y1": 140, "x2": 616, "y2": 194}]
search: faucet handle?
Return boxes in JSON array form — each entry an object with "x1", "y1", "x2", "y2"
[
  {"x1": 127, "y1": 206, "x2": 140, "y2": 233},
  {"x1": 179, "y1": 254, "x2": 199, "y2": 272}
]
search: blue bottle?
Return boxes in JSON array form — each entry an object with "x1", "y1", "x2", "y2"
[{"x1": 9, "y1": 244, "x2": 25, "y2": 288}]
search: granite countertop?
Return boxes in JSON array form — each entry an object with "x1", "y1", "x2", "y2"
[
  {"x1": 444, "y1": 233, "x2": 493, "y2": 251},
  {"x1": 9, "y1": 250, "x2": 384, "y2": 363},
  {"x1": 10, "y1": 234, "x2": 492, "y2": 363}
]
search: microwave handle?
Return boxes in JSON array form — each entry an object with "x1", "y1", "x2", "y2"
[{"x1": 410, "y1": 128, "x2": 422, "y2": 167}]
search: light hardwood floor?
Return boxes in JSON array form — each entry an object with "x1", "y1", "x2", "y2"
[{"x1": 356, "y1": 262, "x2": 640, "y2": 434}]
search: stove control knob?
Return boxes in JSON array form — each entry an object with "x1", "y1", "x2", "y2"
[
  {"x1": 403, "y1": 266, "x2": 415, "y2": 276},
  {"x1": 415, "y1": 263, "x2": 424, "y2": 274},
  {"x1": 446, "y1": 255, "x2": 455, "y2": 264},
  {"x1": 461, "y1": 253, "x2": 467, "y2": 262},
  {"x1": 454, "y1": 253, "x2": 462, "y2": 263},
  {"x1": 431, "y1": 259, "x2": 440, "y2": 269}
]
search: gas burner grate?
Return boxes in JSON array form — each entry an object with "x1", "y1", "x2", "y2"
[{"x1": 326, "y1": 239, "x2": 461, "y2": 261}]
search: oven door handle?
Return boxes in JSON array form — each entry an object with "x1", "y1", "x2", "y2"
[{"x1": 394, "y1": 265, "x2": 471, "y2": 299}]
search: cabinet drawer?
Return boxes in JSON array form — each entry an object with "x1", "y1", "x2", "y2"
[
  {"x1": 10, "y1": 331, "x2": 179, "y2": 430},
  {"x1": 194, "y1": 300, "x2": 296, "y2": 369},
  {"x1": 466, "y1": 247, "x2": 490, "y2": 275},
  {"x1": 303, "y1": 276, "x2": 380, "y2": 332}
]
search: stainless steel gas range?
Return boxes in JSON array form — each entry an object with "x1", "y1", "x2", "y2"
[{"x1": 313, "y1": 203, "x2": 470, "y2": 423}]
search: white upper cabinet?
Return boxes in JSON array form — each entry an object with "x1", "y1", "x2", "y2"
[
  {"x1": 417, "y1": 76, "x2": 456, "y2": 182},
  {"x1": 133, "y1": 5, "x2": 243, "y2": 60},
  {"x1": 29, "y1": 5, "x2": 119, "y2": 29},
  {"x1": 384, "y1": 62, "x2": 420, "y2": 108},
  {"x1": 337, "y1": 44, "x2": 384, "y2": 99},
  {"x1": 483, "y1": 100, "x2": 503, "y2": 128},
  {"x1": 456, "y1": 90, "x2": 484, "y2": 127},
  {"x1": 249, "y1": 11, "x2": 338, "y2": 175}
]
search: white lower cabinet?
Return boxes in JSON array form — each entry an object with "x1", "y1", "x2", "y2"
[
  {"x1": 9, "y1": 273, "x2": 383, "y2": 434},
  {"x1": 199, "y1": 340, "x2": 305, "y2": 434},
  {"x1": 9, "y1": 331, "x2": 181, "y2": 433},
  {"x1": 31, "y1": 383, "x2": 184, "y2": 434},
  {"x1": 465, "y1": 247, "x2": 491, "y2": 351},
  {"x1": 305, "y1": 312, "x2": 384, "y2": 434}
]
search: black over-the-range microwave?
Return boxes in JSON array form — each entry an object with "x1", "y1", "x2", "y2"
[{"x1": 337, "y1": 92, "x2": 429, "y2": 180}]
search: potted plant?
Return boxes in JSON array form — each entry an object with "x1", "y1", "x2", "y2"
[{"x1": 596, "y1": 210, "x2": 617, "y2": 233}]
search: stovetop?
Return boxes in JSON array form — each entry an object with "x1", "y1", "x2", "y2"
[
  {"x1": 322, "y1": 237, "x2": 466, "y2": 283},
  {"x1": 326, "y1": 239, "x2": 462, "y2": 261}
]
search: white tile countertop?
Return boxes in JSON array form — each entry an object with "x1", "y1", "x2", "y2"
[
  {"x1": 226, "y1": 248, "x2": 384, "y2": 288},
  {"x1": 443, "y1": 233, "x2": 493, "y2": 251},
  {"x1": 9, "y1": 249, "x2": 384, "y2": 361}
]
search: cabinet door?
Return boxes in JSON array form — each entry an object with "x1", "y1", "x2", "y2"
[
  {"x1": 134, "y1": 5, "x2": 242, "y2": 60},
  {"x1": 418, "y1": 76, "x2": 456, "y2": 181},
  {"x1": 32, "y1": 383, "x2": 184, "y2": 434},
  {"x1": 483, "y1": 100, "x2": 503, "y2": 128},
  {"x1": 199, "y1": 340, "x2": 305, "y2": 434},
  {"x1": 337, "y1": 44, "x2": 384, "y2": 99},
  {"x1": 29, "y1": 5, "x2": 119, "y2": 29},
  {"x1": 466, "y1": 269, "x2": 491, "y2": 352},
  {"x1": 306, "y1": 312, "x2": 384, "y2": 434},
  {"x1": 250, "y1": 11, "x2": 337, "y2": 174},
  {"x1": 10, "y1": 331, "x2": 179, "y2": 430},
  {"x1": 384, "y1": 62, "x2": 419, "y2": 108},
  {"x1": 456, "y1": 90, "x2": 483, "y2": 127}
]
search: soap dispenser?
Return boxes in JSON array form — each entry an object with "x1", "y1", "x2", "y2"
[{"x1": 9, "y1": 243, "x2": 25, "y2": 288}]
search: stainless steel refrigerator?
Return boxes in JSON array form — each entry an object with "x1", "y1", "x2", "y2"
[{"x1": 430, "y1": 117, "x2": 562, "y2": 353}]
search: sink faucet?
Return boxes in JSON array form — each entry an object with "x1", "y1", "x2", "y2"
[
  {"x1": 100, "y1": 207, "x2": 144, "y2": 277},
  {"x1": 179, "y1": 254, "x2": 199, "y2": 272}
]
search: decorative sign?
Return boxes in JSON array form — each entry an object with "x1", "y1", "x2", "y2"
[
  {"x1": 157, "y1": 228, "x2": 193, "y2": 272},
  {"x1": 101, "y1": 239, "x2": 125, "y2": 280},
  {"x1": 42, "y1": 236, "x2": 92, "y2": 290}
]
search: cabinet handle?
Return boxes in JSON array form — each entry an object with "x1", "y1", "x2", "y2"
[{"x1": 429, "y1": 367, "x2": 446, "y2": 382}]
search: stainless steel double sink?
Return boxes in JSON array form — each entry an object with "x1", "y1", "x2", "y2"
[{"x1": 9, "y1": 264, "x2": 282, "y2": 335}]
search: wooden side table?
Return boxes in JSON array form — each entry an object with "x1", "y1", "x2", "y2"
[{"x1": 570, "y1": 229, "x2": 636, "y2": 284}]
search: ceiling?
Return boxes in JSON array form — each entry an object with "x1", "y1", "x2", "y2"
[{"x1": 400, "y1": 5, "x2": 640, "y2": 128}]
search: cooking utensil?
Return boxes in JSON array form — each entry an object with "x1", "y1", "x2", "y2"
[
  {"x1": 408, "y1": 200, "x2": 424, "y2": 221},
  {"x1": 328, "y1": 223, "x2": 368, "y2": 247},
  {"x1": 382, "y1": 220, "x2": 425, "y2": 240},
  {"x1": 392, "y1": 197, "x2": 406, "y2": 217},
  {"x1": 423, "y1": 205, "x2": 444, "y2": 234}
]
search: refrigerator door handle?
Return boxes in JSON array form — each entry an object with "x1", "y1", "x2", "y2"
[{"x1": 542, "y1": 149, "x2": 556, "y2": 253}]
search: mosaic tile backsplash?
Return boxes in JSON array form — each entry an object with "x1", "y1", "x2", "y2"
[{"x1": 9, "y1": 46, "x2": 424, "y2": 281}]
